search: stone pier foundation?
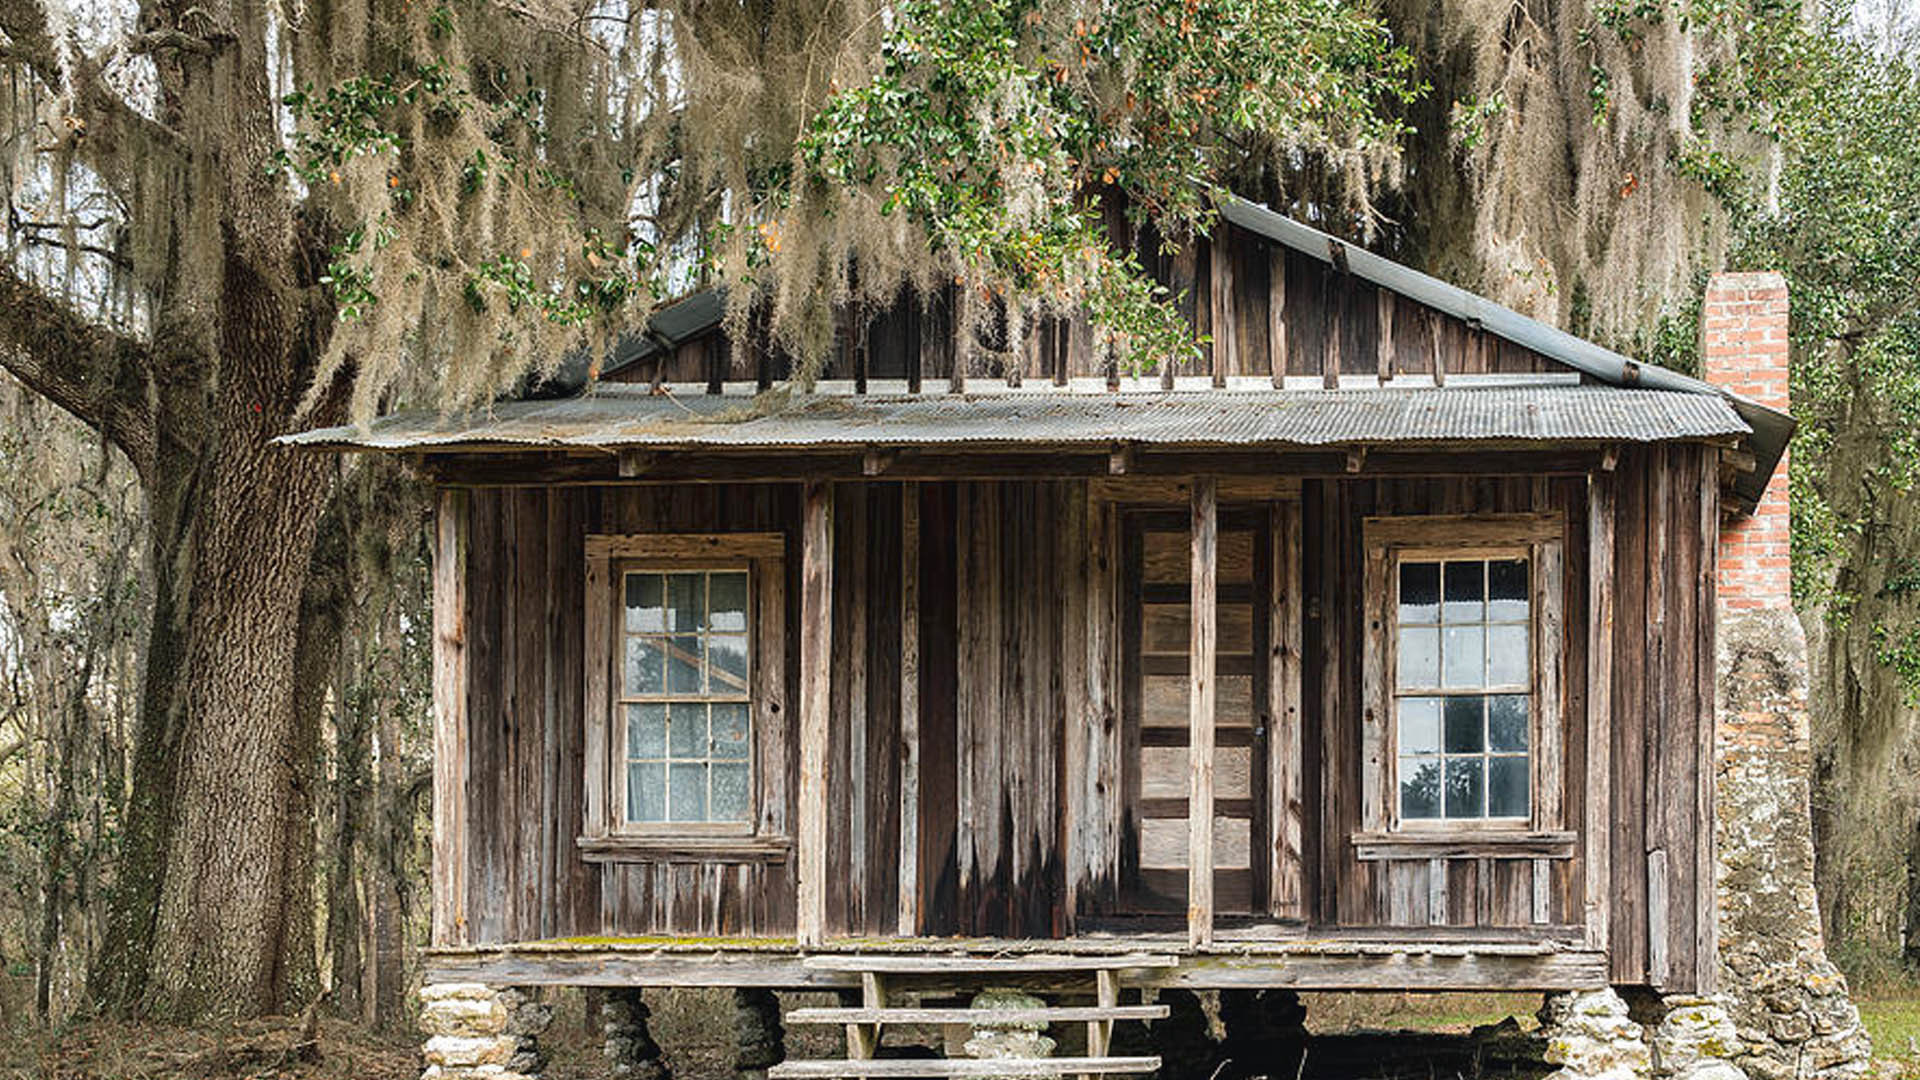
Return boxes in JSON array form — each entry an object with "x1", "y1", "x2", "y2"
[
  {"x1": 1539, "y1": 988, "x2": 1652, "y2": 1080},
  {"x1": 1651, "y1": 996, "x2": 1745, "y2": 1080},
  {"x1": 419, "y1": 983, "x2": 553, "y2": 1080},
  {"x1": 605, "y1": 987, "x2": 672, "y2": 1080}
]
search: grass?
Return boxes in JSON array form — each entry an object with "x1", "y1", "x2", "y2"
[
  {"x1": 1857, "y1": 993, "x2": 1920, "y2": 1076},
  {"x1": 1300, "y1": 992, "x2": 1539, "y2": 1035}
]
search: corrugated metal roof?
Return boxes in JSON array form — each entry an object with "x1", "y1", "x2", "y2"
[
  {"x1": 564, "y1": 194, "x2": 1789, "y2": 506},
  {"x1": 281, "y1": 383, "x2": 1748, "y2": 452}
]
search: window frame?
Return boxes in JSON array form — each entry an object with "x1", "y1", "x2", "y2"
[
  {"x1": 613, "y1": 561, "x2": 757, "y2": 837},
  {"x1": 579, "y1": 533, "x2": 790, "y2": 860},
  {"x1": 1356, "y1": 514, "x2": 1568, "y2": 854}
]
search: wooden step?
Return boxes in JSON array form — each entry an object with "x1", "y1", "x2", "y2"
[
  {"x1": 784, "y1": 1005, "x2": 1169, "y2": 1026},
  {"x1": 802, "y1": 954, "x2": 1177, "y2": 974},
  {"x1": 767, "y1": 1056, "x2": 1162, "y2": 1077}
]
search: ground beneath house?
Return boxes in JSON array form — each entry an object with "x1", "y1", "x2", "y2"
[{"x1": 5, "y1": 989, "x2": 1919, "y2": 1080}]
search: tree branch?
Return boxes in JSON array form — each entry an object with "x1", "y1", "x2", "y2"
[
  {"x1": 0, "y1": 263, "x2": 155, "y2": 482},
  {"x1": 0, "y1": 0, "x2": 64, "y2": 91}
]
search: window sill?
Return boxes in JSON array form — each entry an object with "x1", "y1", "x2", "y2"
[
  {"x1": 1351, "y1": 829, "x2": 1575, "y2": 861},
  {"x1": 576, "y1": 834, "x2": 793, "y2": 863}
]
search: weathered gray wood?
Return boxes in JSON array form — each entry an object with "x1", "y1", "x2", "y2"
[
  {"x1": 1061, "y1": 483, "x2": 1091, "y2": 930},
  {"x1": 1360, "y1": 531, "x2": 1388, "y2": 832},
  {"x1": 1268, "y1": 246, "x2": 1287, "y2": 388},
  {"x1": 432, "y1": 488, "x2": 472, "y2": 948},
  {"x1": 585, "y1": 533, "x2": 786, "y2": 560},
  {"x1": 805, "y1": 954, "x2": 1178, "y2": 973},
  {"x1": 848, "y1": 489, "x2": 872, "y2": 931},
  {"x1": 1362, "y1": 513, "x2": 1563, "y2": 548},
  {"x1": 799, "y1": 480, "x2": 835, "y2": 945},
  {"x1": 1695, "y1": 448, "x2": 1720, "y2": 991},
  {"x1": 1377, "y1": 292, "x2": 1395, "y2": 383},
  {"x1": 787, "y1": 1006, "x2": 1169, "y2": 1026},
  {"x1": 899, "y1": 483, "x2": 922, "y2": 937},
  {"x1": 422, "y1": 943, "x2": 1611, "y2": 992},
  {"x1": 1350, "y1": 832, "x2": 1577, "y2": 861},
  {"x1": 1210, "y1": 235, "x2": 1233, "y2": 387},
  {"x1": 1269, "y1": 500, "x2": 1305, "y2": 919},
  {"x1": 1585, "y1": 472, "x2": 1615, "y2": 952},
  {"x1": 1427, "y1": 857, "x2": 1447, "y2": 926},
  {"x1": 1532, "y1": 859, "x2": 1552, "y2": 926},
  {"x1": 769, "y1": 1058, "x2": 1162, "y2": 1078},
  {"x1": 1648, "y1": 847, "x2": 1670, "y2": 987},
  {"x1": 1090, "y1": 968, "x2": 1122, "y2": 1057},
  {"x1": 1188, "y1": 477, "x2": 1218, "y2": 947},
  {"x1": 1536, "y1": 538, "x2": 1566, "y2": 831},
  {"x1": 1082, "y1": 496, "x2": 1122, "y2": 914}
]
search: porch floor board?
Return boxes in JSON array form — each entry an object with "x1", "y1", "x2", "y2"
[{"x1": 423, "y1": 933, "x2": 1608, "y2": 992}]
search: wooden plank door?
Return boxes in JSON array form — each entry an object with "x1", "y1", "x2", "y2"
[{"x1": 1120, "y1": 508, "x2": 1269, "y2": 915}]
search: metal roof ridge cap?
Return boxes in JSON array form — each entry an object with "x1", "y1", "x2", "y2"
[{"x1": 1210, "y1": 189, "x2": 1728, "y2": 400}]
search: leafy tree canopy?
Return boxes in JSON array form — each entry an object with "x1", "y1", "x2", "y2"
[{"x1": 288, "y1": 0, "x2": 1420, "y2": 412}]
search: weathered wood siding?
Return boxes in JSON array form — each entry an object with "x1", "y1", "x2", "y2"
[
  {"x1": 606, "y1": 219, "x2": 1556, "y2": 387},
  {"x1": 446, "y1": 449, "x2": 1716, "y2": 990},
  {"x1": 1302, "y1": 477, "x2": 1590, "y2": 935}
]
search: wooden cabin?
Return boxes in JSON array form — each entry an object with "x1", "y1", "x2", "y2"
[{"x1": 288, "y1": 194, "x2": 1794, "y2": 1076}]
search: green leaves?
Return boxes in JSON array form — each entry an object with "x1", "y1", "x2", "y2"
[{"x1": 794, "y1": 0, "x2": 1417, "y2": 372}]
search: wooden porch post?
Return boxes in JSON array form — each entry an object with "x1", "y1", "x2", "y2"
[
  {"x1": 1188, "y1": 478, "x2": 1218, "y2": 948},
  {"x1": 799, "y1": 480, "x2": 834, "y2": 946},
  {"x1": 431, "y1": 488, "x2": 470, "y2": 948},
  {"x1": 1585, "y1": 471, "x2": 1615, "y2": 953}
]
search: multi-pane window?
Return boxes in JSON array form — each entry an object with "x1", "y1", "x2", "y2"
[
  {"x1": 620, "y1": 569, "x2": 752, "y2": 825},
  {"x1": 1395, "y1": 557, "x2": 1531, "y2": 822}
]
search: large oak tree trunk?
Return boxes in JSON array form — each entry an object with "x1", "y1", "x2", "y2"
[
  {"x1": 83, "y1": 0, "x2": 338, "y2": 1019},
  {"x1": 140, "y1": 424, "x2": 331, "y2": 1017}
]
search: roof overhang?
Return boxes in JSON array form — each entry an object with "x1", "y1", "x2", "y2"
[
  {"x1": 1213, "y1": 192, "x2": 1791, "y2": 508},
  {"x1": 283, "y1": 191, "x2": 1792, "y2": 509},
  {"x1": 282, "y1": 379, "x2": 1748, "y2": 459}
]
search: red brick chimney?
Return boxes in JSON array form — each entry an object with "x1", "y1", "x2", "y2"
[{"x1": 1700, "y1": 271, "x2": 1791, "y2": 611}]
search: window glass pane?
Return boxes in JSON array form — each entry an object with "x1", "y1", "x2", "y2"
[
  {"x1": 668, "y1": 703, "x2": 708, "y2": 758},
  {"x1": 614, "y1": 564, "x2": 756, "y2": 825},
  {"x1": 709, "y1": 634, "x2": 750, "y2": 694},
  {"x1": 711, "y1": 763, "x2": 751, "y2": 822},
  {"x1": 625, "y1": 637, "x2": 664, "y2": 695},
  {"x1": 1444, "y1": 696, "x2": 1484, "y2": 753},
  {"x1": 1400, "y1": 758, "x2": 1441, "y2": 819},
  {"x1": 1488, "y1": 624, "x2": 1529, "y2": 686},
  {"x1": 666, "y1": 573, "x2": 705, "y2": 632},
  {"x1": 665, "y1": 635, "x2": 702, "y2": 694},
  {"x1": 1442, "y1": 626, "x2": 1485, "y2": 688},
  {"x1": 628, "y1": 762, "x2": 666, "y2": 822},
  {"x1": 1399, "y1": 562, "x2": 1440, "y2": 624},
  {"x1": 1488, "y1": 559, "x2": 1529, "y2": 621},
  {"x1": 1399, "y1": 697, "x2": 1442, "y2": 754},
  {"x1": 1489, "y1": 756, "x2": 1530, "y2": 818},
  {"x1": 1445, "y1": 757, "x2": 1485, "y2": 818},
  {"x1": 711, "y1": 703, "x2": 750, "y2": 760},
  {"x1": 669, "y1": 763, "x2": 708, "y2": 821},
  {"x1": 710, "y1": 572, "x2": 749, "y2": 632},
  {"x1": 1443, "y1": 562, "x2": 1485, "y2": 622},
  {"x1": 1489, "y1": 695, "x2": 1529, "y2": 752},
  {"x1": 628, "y1": 703, "x2": 668, "y2": 759},
  {"x1": 1398, "y1": 627, "x2": 1440, "y2": 688},
  {"x1": 625, "y1": 574, "x2": 665, "y2": 633}
]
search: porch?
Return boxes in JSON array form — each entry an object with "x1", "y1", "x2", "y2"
[{"x1": 423, "y1": 934, "x2": 1608, "y2": 992}]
